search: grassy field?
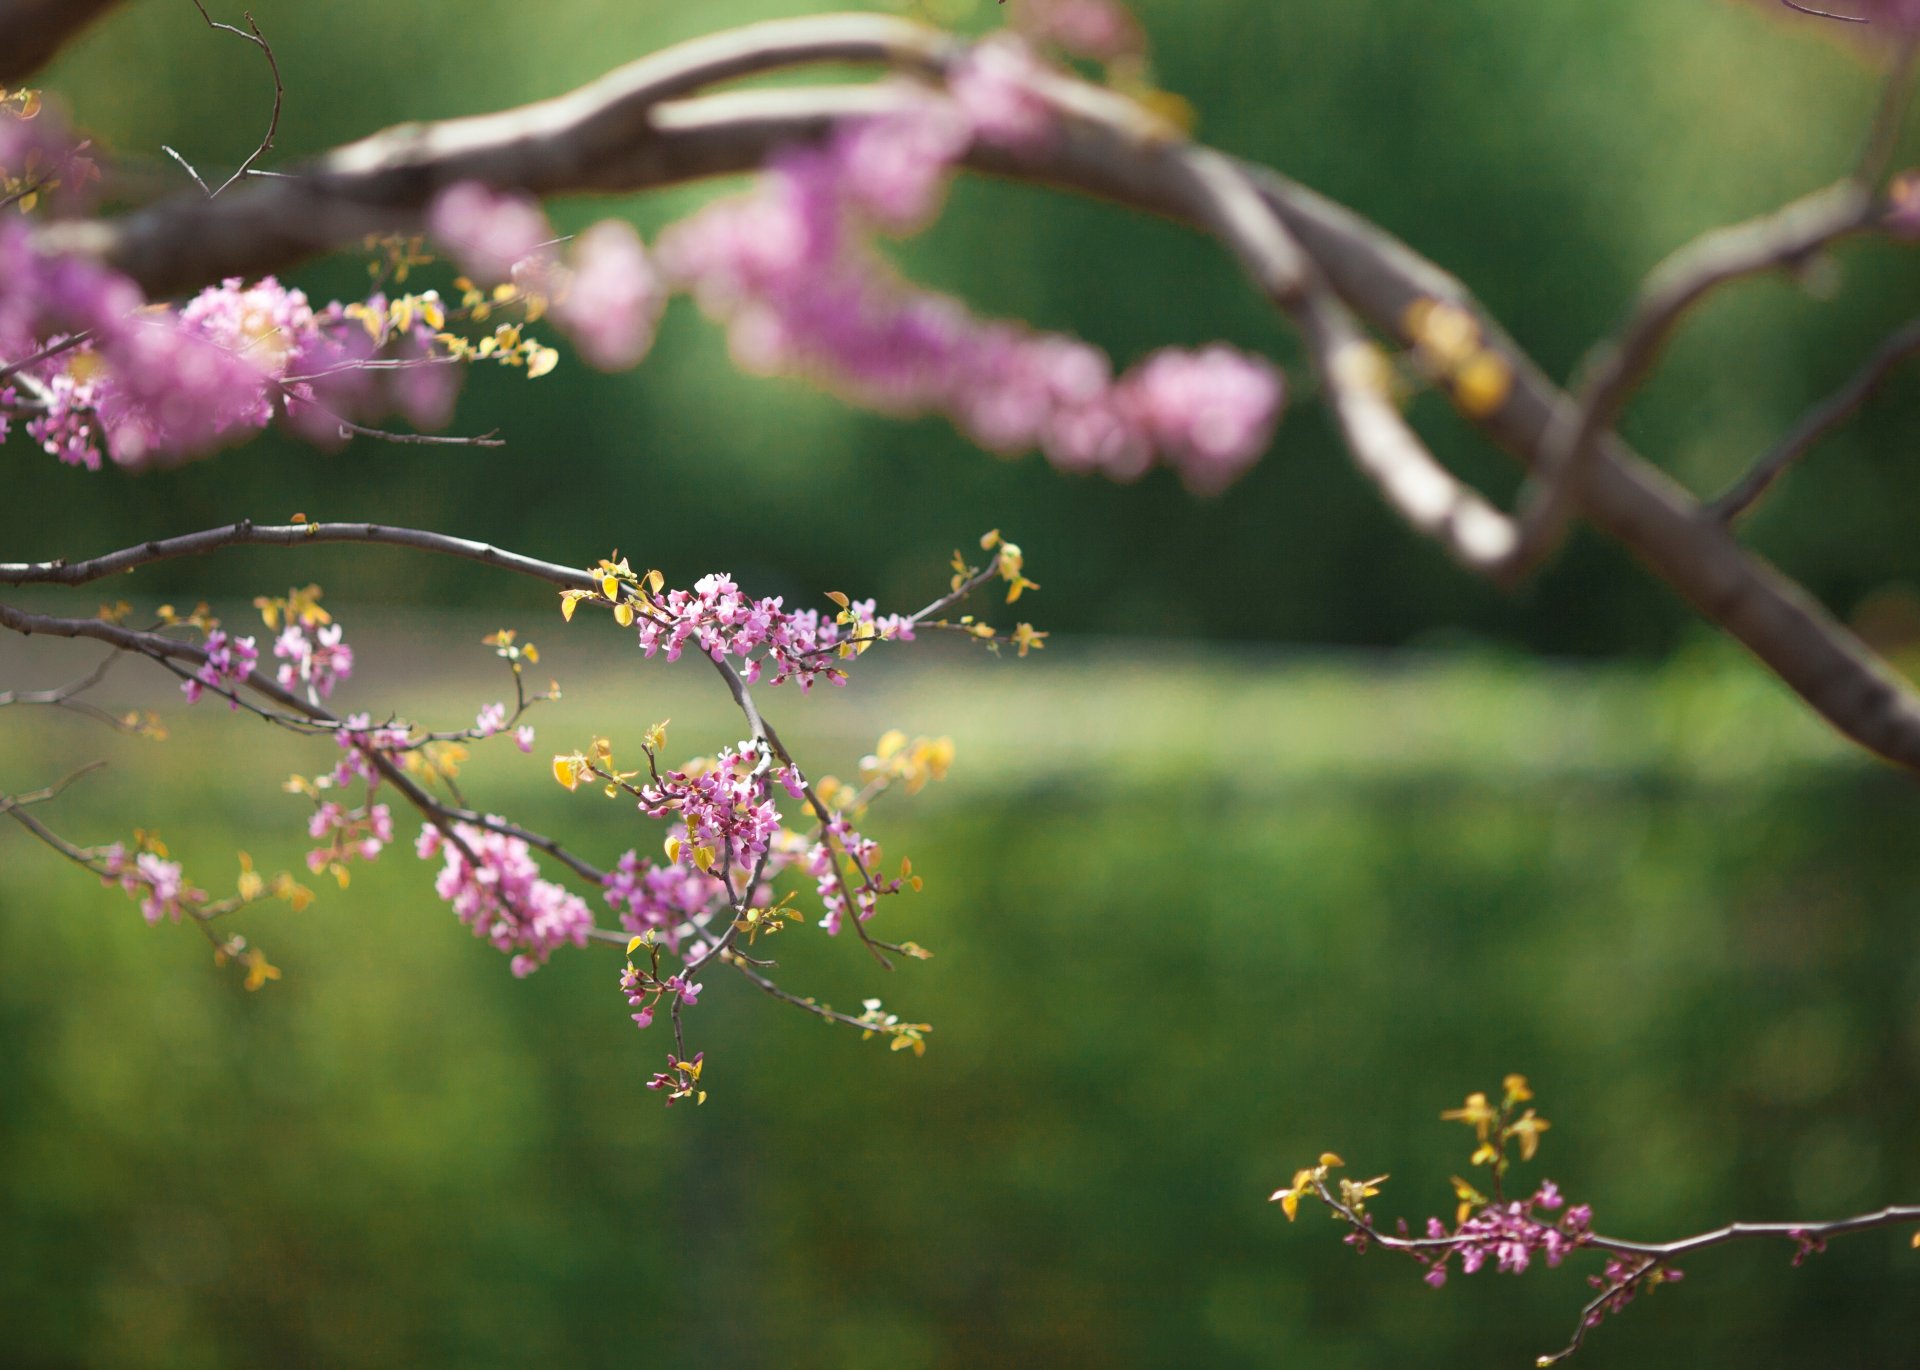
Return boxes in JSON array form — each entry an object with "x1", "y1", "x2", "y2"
[{"x1": 2, "y1": 633, "x2": 1916, "y2": 1368}]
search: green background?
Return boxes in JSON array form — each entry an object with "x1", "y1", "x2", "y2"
[{"x1": 5, "y1": 1, "x2": 1920, "y2": 1366}]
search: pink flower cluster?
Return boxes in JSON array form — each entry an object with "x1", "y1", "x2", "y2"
[
  {"x1": 326, "y1": 713, "x2": 412, "y2": 789},
  {"x1": 806, "y1": 815, "x2": 888, "y2": 935},
  {"x1": 656, "y1": 58, "x2": 1285, "y2": 493},
  {"x1": 416, "y1": 821, "x2": 595, "y2": 977},
  {"x1": 306, "y1": 800, "x2": 393, "y2": 874},
  {"x1": 603, "y1": 847, "x2": 734, "y2": 947},
  {"x1": 97, "y1": 844, "x2": 198, "y2": 925},
  {"x1": 2, "y1": 241, "x2": 460, "y2": 471},
  {"x1": 635, "y1": 739, "x2": 786, "y2": 867},
  {"x1": 273, "y1": 620, "x2": 353, "y2": 700},
  {"x1": 181, "y1": 628, "x2": 258, "y2": 707},
  {"x1": 634, "y1": 572, "x2": 913, "y2": 690},
  {"x1": 1419, "y1": 1182, "x2": 1593, "y2": 1288},
  {"x1": 617, "y1": 960, "x2": 702, "y2": 1031},
  {"x1": 426, "y1": 183, "x2": 664, "y2": 371},
  {"x1": 466, "y1": 702, "x2": 535, "y2": 752}
]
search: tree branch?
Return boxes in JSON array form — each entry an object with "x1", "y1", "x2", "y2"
[
  {"x1": 24, "y1": 13, "x2": 1920, "y2": 770},
  {"x1": 0, "y1": 0, "x2": 122, "y2": 84}
]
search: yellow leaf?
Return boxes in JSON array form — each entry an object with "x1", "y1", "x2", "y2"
[
  {"x1": 1319, "y1": 1152, "x2": 1345, "y2": 1168},
  {"x1": 526, "y1": 345, "x2": 559, "y2": 379},
  {"x1": 613, "y1": 602, "x2": 634, "y2": 627},
  {"x1": 626, "y1": 935, "x2": 646, "y2": 955},
  {"x1": 665, "y1": 835, "x2": 683, "y2": 865}
]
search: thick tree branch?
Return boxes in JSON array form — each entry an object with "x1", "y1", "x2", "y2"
[
  {"x1": 23, "y1": 14, "x2": 1920, "y2": 770},
  {"x1": 0, "y1": 0, "x2": 122, "y2": 84}
]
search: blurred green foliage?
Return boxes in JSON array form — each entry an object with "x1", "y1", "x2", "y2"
[
  {"x1": 7, "y1": 0, "x2": 1920, "y2": 653},
  {"x1": 3, "y1": 642, "x2": 1919, "y2": 1367},
  {"x1": 7, "y1": 3, "x2": 1920, "y2": 1367}
]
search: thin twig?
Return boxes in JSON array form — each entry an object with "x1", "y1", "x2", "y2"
[
  {"x1": 188, "y1": 2, "x2": 283, "y2": 198},
  {"x1": 1711, "y1": 316, "x2": 1920, "y2": 521},
  {"x1": 0, "y1": 330, "x2": 93, "y2": 386}
]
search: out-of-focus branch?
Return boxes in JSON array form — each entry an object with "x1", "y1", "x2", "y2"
[
  {"x1": 26, "y1": 13, "x2": 1920, "y2": 770},
  {"x1": 0, "y1": 0, "x2": 122, "y2": 84},
  {"x1": 1498, "y1": 181, "x2": 1877, "y2": 582},
  {"x1": 1169, "y1": 147, "x2": 1518, "y2": 569},
  {"x1": 1710, "y1": 316, "x2": 1920, "y2": 521},
  {"x1": 0, "y1": 759, "x2": 107, "y2": 815}
]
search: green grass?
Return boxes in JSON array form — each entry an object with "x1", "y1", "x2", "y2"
[{"x1": 3, "y1": 638, "x2": 1916, "y2": 1367}]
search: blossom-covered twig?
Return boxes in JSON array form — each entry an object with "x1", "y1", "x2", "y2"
[{"x1": 1277, "y1": 1077, "x2": 1920, "y2": 1366}]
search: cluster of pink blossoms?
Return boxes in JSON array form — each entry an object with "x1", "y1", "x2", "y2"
[
  {"x1": 655, "y1": 41, "x2": 1285, "y2": 493},
  {"x1": 634, "y1": 739, "x2": 797, "y2": 869},
  {"x1": 273, "y1": 620, "x2": 354, "y2": 700},
  {"x1": 1417, "y1": 1181, "x2": 1594, "y2": 1288},
  {"x1": 472, "y1": 702, "x2": 536, "y2": 753},
  {"x1": 306, "y1": 800, "x2": 394, "y2": 876},
  {"x1": 806, "y1": 815, "x2": 886, "y2": 935},
  {"x1": 603, "y1": 847, "x2": 736, "y2": 948},
  {"x1": 96, "y1": 843, "x2": 197, "y2": 925},
  {"x1": 181, "y1": 629, "x2": 258, "y2": 707},
  {"x1": 416, "y1": 821, "x2": 595, "y2": 977},
  {"x1": 326, "y1": 714, "x2": 412, "y2": 789},
  {"x1": 617, "y1": 960, "x2": 702, "y2": 1031},
  {"x1": 633, "y1": 572, "x2": 913, "y2": 690},
  {"x1": 2, "y1": 217, "x2": 456, "y2": 469}
]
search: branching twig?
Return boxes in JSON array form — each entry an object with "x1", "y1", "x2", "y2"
[
  {"x1": 1498, "y1": 180, "x2": 1877, "y2": 584},
  {"x1": 187, "y1": 2, "x2": 283, "y2": 198}
]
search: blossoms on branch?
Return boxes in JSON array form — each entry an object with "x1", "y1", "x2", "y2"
[
  {"x1": 182, "y1": 628, "x2": 258, "y2": 707},
  {"x1": 273, "y1": 620, "x2": 353, "y2": 700},
  {"x1": 97, "y1": 842, "x2": 196, "y2": 925},
  {"x1": 416, "y1": 820, "x2": 595, "y2": 977},
  {"x1": 656, "y1": 69, "x2": 1285, "y2": 493},
  {"x1": 1419, "y1": 1182, "x2": 1593, "y2": 1287},
  {"x1": 631, "y1": 572, "x2": 915, "y2": 690},
  {"x1": 554, "y1": 219, "x2": 663, "y2": 370}
]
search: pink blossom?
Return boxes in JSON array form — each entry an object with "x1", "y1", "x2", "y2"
[
  {"x1": 427, "y1": 181, "x2": 553, "y2": 284},
  {"x1": 182, "y1": 629, "x2": 258, "y2": 708},
  {"x1": 949, "y1": 34, "x2": 1057, "y2": 152},
  {"x1": 418, "y1": 819, "x2": 594, "y2": 974},
  {"x1": 274, "y1": 620, "x2": 353, "y2": 699},
  {"x1": 1119, "y1": 346, "x2": 1284, "y2": 494},
  {"x1": 555, "y1": 219, "x2": 663, "y2": 370}
]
